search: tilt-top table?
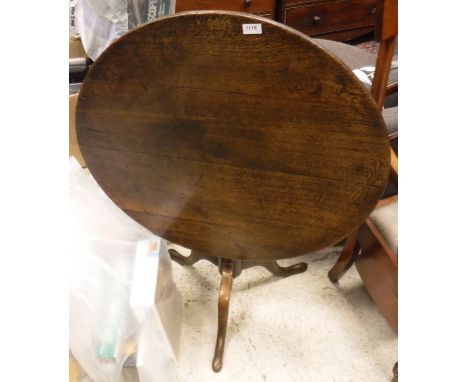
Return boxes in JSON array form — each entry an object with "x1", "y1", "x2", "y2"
[{"x1": 76, "y1": 11, "x2": 390, "y2": 372}]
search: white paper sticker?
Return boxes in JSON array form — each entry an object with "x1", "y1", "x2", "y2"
[{"x1": 242, "y1": 24, "x2": 262, "y2": 34}]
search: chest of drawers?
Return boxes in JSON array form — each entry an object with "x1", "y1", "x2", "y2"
[
  {"x1": 279, "y1": 0, "x2": 377, "y2": 41},
  {"x1": 175, "y1": 0, "x2": 377, "y2": 41},
  {"x1": 176, "y1": 0, "x2": 276, "y2": 19}
]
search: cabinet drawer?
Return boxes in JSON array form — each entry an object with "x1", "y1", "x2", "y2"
[
  {"x1": 176, "y1": 0, "x2": 275, "y2": 14},
  {"x1": 284, "y1": 0, "x2": 377, "y2": 36}
]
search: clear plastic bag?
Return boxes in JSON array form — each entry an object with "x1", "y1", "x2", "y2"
[
  {"x1": 69, "y1": 158, "x2": 182, "y2": 382},
  {"x1": 73, "y1": 0, "x2": 176, "y2": 60},
  {"x1": 74, "y1": 0, "x2": 129, "y2": 60}
]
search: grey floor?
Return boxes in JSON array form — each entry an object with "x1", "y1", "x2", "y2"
[{"x1": 171, "y1": 245, "x2": 397, "y2": 382}]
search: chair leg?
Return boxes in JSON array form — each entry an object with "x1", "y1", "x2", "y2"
[
  {"x1": 328, "y1": 230, "x2": 360, "y2": 282},
  {"x1": 212, "y1": 260, "x2": 234, "y2": 372}
]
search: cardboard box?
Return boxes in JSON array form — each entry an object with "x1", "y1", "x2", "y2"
[{"x1": 69, "y1": 37, "x2": 87, "y2": 59}]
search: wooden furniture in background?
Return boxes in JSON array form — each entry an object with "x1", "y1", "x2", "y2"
[
  {"x1": 76, "y1": 11, "x2": 390, "y2": 371},
  {"x1": 176, "y1": 0, "x2": 378, "y2": 41},
  {"x1": 328, "y1": 0, "x2": 398, "y2": 334},
  {"x1": 371, "y1": 0, "x2": 398, "y2": 109},
  {"x1": 328, "y1": 186, "x2": 397, "y2": 332},
  {"x1": 312, "y1": 0, "x2": 398, "y2": 142},
  {"x1": 278, "y1": 0, "x2": 378, "y2": 41},
  {"x1": 327, "y1": 8, "x2": 398, "y2": 380},
  {"x1": 176, "y1": 0, "x2": 276, "y2": 19}
]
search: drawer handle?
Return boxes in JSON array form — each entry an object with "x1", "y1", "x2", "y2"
[
  {"x1": 244, "y1": 0, "x2": 252, "y2": 7},
  {"x1": 371, "y1": 7, "x2": 377, "y2": 14},
  {"x1": 312, "y1": 15, "x2": 321, "y2": 23}
]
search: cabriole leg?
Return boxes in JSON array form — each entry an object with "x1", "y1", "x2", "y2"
[{"x1": 212, "y1": 259, "x2": 234, "y2": 372}]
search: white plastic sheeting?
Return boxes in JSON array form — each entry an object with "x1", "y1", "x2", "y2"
[
  {"x1": 72, "y1": 0, "x2": 176, "y2": 60},
  {"x1": 69, "y1": 158, "x2": 182, "y2": 382},
  {"x1": 73, "y1": 0, "x2": 129, "y2": 60}
]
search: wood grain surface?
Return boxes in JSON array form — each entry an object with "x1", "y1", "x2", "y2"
[{"x1": 76, "y1": 11, "x2": 389, "y2": 260}]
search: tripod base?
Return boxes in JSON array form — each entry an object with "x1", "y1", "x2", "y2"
[{"x1": 168, "y1": 249, "x2": 307, "y2": 372}]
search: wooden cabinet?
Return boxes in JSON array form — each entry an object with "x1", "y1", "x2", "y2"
[
  {"x1": 175, "y1": 0, "x2": 276, "y2": 19},
  {"x1": 175, "y1": 0, "x2": 377, "y2": 41},
  {"x1": 280, "y1": 0, "x2": 377, "y2": 41}
]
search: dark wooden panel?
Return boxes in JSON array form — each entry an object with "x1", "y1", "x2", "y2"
[
  {"x1": 255, "y1": 12, "x2": 274, "y2": 19},
  {"x1": 76, "y1": 12, "x2": 390, "y2": 261},
  {"x1": 176, "y1": 0, "x2": 275, "y2": 14},
  {"x1": 283, "y1": 0, "x2": 328, "y2": 4},
  {"x1": 284, "y1": 0, "x2": 377, "y2": 37},
  {"x1": 309, "y1": 26, "x2": 374, "y2": 42}
]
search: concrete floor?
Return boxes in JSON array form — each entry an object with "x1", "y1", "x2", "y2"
[{"x1": 170, "y1": 245, "x2": 397, "y2": 382}]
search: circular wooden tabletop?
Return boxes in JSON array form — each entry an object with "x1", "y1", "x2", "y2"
[{"x1": 76, "y1": 11, "x2": 390, "y2": 261}]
